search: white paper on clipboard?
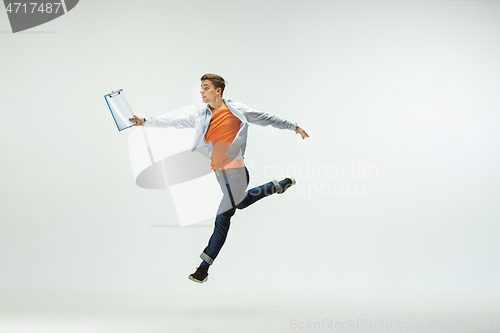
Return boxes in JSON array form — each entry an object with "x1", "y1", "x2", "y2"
[{"x1": 104, "y1": 89, "x2": 136, "y2": 131}]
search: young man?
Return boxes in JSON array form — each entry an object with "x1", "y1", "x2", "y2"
[{"x1": 130, "y1": 74, "x2": 309, "y2": 283}]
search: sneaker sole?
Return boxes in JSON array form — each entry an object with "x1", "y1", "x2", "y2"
[{"x1": 188, "y1": 275, "x2": 208, "y2": 283}]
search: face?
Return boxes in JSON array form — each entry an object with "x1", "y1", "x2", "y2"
[{"x1": 200, "y1": 79, "x2": 221, "y2": 105}]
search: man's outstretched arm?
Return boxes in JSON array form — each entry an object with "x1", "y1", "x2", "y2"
[
  {"x1": 129, "y1": 112, "x2": 197, "y2": 129},
  {"x1": 238, "y1": 103, "x2": 310, "y2": 139}
]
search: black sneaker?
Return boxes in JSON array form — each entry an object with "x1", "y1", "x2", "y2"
[
  {"x1": 188, "y1": 266, "x2": 209, "y2": 283},
  {"x1": 276, "y1": 177, "x2": 296, "y2": 194}
]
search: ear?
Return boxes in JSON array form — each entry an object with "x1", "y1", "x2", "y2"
[{"x1": 216, "y1": 87, "x2": 222, "y2": 95}]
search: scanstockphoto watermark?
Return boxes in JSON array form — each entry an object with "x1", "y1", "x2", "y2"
[
  {"x1": 290, "y1": 318, "x2": 423, "y2": 330},
  {"x1": 248, "y1": 161, "x2": 379, "y2": 198},
  {"x1": 289, "y1": 318, "x2": 499, "y2": 330}
]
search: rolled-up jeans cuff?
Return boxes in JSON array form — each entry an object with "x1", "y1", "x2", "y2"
[
  {"x1": 200, "y1": 252, "x2": 214, "y2": 265},
  {"x1": 271, "y1": 180, "x2": 281, "y2": 194}
]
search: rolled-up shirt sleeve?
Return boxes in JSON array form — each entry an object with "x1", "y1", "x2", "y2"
[
  {"x1": 144, "y1": 111, "x2": 197, "y2": 129},
  {"x1": 241, "y1": 103, "x2": 297, "y2": 131}
]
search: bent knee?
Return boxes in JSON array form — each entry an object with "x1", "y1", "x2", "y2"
[{"x1": 235, "y1": 196, "x2": 250, "y2": 210}]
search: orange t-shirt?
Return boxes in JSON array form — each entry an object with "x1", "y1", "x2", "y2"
[{"x1": 205, "y1": 103, "x2": 245, "y2": 170}]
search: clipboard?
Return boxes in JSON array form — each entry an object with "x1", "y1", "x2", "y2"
[{"x1": 104, "y1": 89, "x2": 136, "y2": 131}]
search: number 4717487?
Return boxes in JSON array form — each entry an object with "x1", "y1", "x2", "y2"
[{"x1": 6, "y1": 2, "x2": 62, "y2": 14}]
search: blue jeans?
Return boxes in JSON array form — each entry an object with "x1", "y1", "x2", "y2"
[{"x1": 200, "y1": 166, "x2": 282, "y2": 266}]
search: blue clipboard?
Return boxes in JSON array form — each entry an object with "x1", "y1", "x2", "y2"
[{"x1": 104, "y1": 89, "x2": 136, "y2": 131}]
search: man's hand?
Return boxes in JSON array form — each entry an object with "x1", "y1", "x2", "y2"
[
  {"x1": 129, "y1": 115, "x2": 146, "y2": 126},
  {"x1": 295, "y1": 126, "x2": 309, "y2": 139}
]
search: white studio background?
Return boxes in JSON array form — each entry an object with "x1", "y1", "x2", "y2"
[{"x1": 1, "y1": 1, "x2": 499, "y2": 332}]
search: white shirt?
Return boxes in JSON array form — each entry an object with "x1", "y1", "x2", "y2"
[{"x1": 144, "y1": 99, "x2": 297, "y2": 159}]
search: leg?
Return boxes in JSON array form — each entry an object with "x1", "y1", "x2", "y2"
[
  {"x1": 199, "y1": 167, "x2": 248, "y2": 267},
  {"x1": 235, "y1": 167, "x2": 290, "y2": 210},
  {"x1": 200, "y1": 207, "x2": 236, "y2": 266},
  {"x1": 235, "y1": 181, "x2": 277, "y2": 209}
]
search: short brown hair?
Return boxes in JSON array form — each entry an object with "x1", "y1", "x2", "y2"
[{"x1": 200, "y1": 74, "x2": 226, "y2": 96}]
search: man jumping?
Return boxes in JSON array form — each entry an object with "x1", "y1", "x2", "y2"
[{"x1": 130, "y1": 74, "x2": 309, "y2": 283}]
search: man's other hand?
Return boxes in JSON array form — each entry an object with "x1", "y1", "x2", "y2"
[
  {"x1": 129, "y1": 115, "x2": 146, "y2": 126},
  {"x1": 295, "y1": 126, "x2": 309, "y2": 139}
]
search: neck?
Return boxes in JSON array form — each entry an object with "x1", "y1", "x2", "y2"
[{"x1": 208, "y1": 97, "x2": 224, "y2": 110}]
